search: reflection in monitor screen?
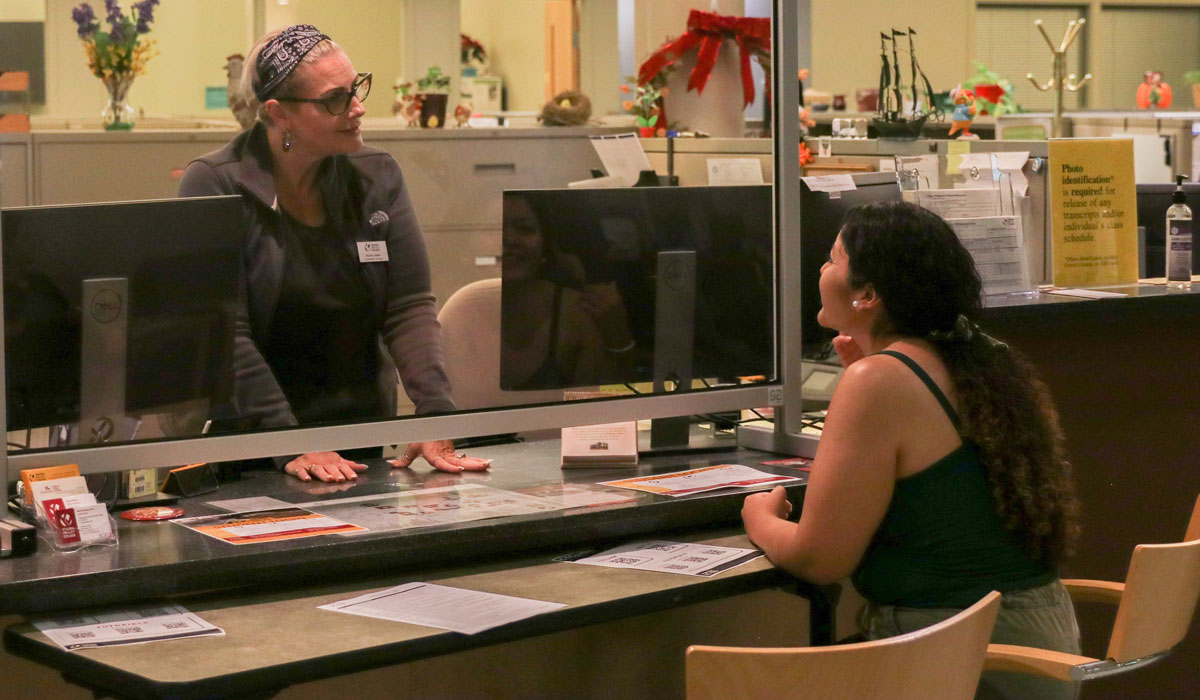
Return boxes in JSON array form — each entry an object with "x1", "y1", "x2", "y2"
[
  {"x1": 2, "y1": 197, "x2": 242, "y2": 446},
  {"x1": 501, "y1": 186, "x2": 774, "y2": 392},
  {"x1": 799, "y1": 173, "x2": 902, "y2": 356},
  {"x1": 1136, "y1": 182, "x2": 1200, "y2": 278}
]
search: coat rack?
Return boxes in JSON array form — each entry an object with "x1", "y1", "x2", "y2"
[{"x1": 1026, "y1": 19, "x2": 1091, "y2": 139}]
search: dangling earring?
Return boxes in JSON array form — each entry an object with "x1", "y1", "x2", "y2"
[
  {"x1": 852, "y1": 300, "x2": 861, "y2": 310},
  {"x1": 282, "y1": 130, "x2": 292, "y2": 152}
]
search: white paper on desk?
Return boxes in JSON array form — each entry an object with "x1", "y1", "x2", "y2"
[
  {"x1": 800, "y1": 174, "x2": 856, "y2": 194},
  {"x1": 207, "y1": 496, "x2": 293, "y2": 512},
  {"x1": 1044, "y1": 287, "x2": 1127, "y2": 299},
  {"x1": 707, "y1": 158, "x2": 765, "y2": 186},
  {"x1": 917, "y1": 188, "x2": 1001, "y2": 219},
  {"x1": 945, "y1": 216, "x2": 1032, "y2": 295},
  {"x1": 570, "y1": 541, "x2": 763, "y2": 577},
  {"x1": 34, "y1": 604, "x2": 224, "y2": 651},
  {"x1": 589, "y1": 133, "x2": 653, "y2": 186},
  {"x1": 299, "y1": 484, "x2": 562, "y2": 532},
  {"x1": 321, "y1": 582, "x2": 566, "y2": 635}
]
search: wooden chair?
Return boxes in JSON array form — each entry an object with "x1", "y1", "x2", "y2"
[
  {"x1": 685, "y1": 590, "x2": 1000, "y2": 700},
  {"x1": 986, "y1": 494, "x2": 1200, "y2": 683}
]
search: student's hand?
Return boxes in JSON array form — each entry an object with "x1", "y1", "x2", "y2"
[
  {"x1": 389, "y1": 440, "x2": 493, "y2": 473},
  {"x1": 284, "y1": 452, "x2": 367, "y2": 482},
  {"x1": 742, "y1": 486, "x2": 793, "y2": 532},
  {"x1": 831, "y1": 334, "x2": 866, "y2": 368}
]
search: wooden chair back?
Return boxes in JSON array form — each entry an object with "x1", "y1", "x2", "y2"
[
  {"x1": 685, "y1": 590, "x2": 1000, "y2": 700},
  {"x1": 1106, "y1": 536, "x2": 1200, "y2": 662},
  {"x1": 1184, "y1": 493, "x2": 1200, "y2": 543}
]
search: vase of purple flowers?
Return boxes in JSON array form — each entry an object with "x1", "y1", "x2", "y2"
[{"x1": 71, "y1": 0, "x2": 160, "y2": 131}]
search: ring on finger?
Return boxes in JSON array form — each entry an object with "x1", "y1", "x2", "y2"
[{"x1": 455, "y1": 451, "x2": 466, "y2": 458}]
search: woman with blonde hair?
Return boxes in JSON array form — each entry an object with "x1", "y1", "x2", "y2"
[{"x1": 181, "y1": 25, "x2": 489, "y2": 482}]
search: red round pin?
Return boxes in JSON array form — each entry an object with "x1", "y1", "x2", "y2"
[{"x1": 120, "y1": 506, "x2": 185, "y2": 521}]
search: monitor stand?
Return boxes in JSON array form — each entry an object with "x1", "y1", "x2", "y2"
[
  {"x1": 643, "y1": 251, "x2": 725, "y2": 456},
  {"x1": 78, "y1": 278, "x2": 137, "y2": 445}
]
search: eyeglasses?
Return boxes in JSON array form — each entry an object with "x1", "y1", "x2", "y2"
[{"x1": 276, "y1": 72, "x2": 372, "y2": 115}]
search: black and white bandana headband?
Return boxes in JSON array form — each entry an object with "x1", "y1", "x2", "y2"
[{"x1": 254, "y1": 24, "x2": 330, "y2": 102}]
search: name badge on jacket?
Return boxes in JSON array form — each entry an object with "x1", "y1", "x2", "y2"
[{"x1": 357, "y1": 241, "x2": 389, "y2": 263}]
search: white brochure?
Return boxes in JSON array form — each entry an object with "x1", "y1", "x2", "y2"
[
  {"x1": 34, "y1": 604, "x2": 224, "y2": 651},
  {"x1": 917, "y1": 188, "x2": 1001, "y2": 219},
  {"x1": 707, "y1": 158, "x2": 765, "y2": 186},
  {"x1": 321, "y1": 582, "x2": 566, "y2": 635},
  {"x1": 568, "y1": 540, "x2": 763, "y2": 577},
  {"x1": 600, "y1": 464, "x2": 799, "y2": 497},
  {"x1": 945, "y1": 216, "x2": 1032, "y2": 295}
]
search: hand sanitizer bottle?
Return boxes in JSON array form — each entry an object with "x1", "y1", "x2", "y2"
[{"x1": 1166, "y1": 175, "x2": 1192, "y2": 291}]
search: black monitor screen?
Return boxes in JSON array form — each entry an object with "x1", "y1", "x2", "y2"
[
  {"x1": 501, "y1": 186, "x2": 774, "y2": 391},
  {"x1": 799, "y1": 172, "x2": 901, "y2": 356},
  {"x1": 1136, "y1": 182, "x2": 1200, "y2": 278},
  {"x1": 2, "y1": 197, "x2": 242, "y2": 435}
]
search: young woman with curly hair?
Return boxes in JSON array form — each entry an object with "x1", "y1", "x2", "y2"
[{"x1": 742, "y1": 201, "x2": 1081, "y2": 700}]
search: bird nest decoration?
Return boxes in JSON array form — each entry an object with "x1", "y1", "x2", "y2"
[{"x1": 539, "y1": 90, "x2": 592, "y2": 126}]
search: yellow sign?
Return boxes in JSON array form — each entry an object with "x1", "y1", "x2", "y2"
[{"x1": 1048, "y1": 139, "x2": 1138, "y2": 287}]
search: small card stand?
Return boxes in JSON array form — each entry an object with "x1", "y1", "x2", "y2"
[
  {"x1": 44, "y1": 504, "x2": 119, "y2": 552},
  {"x1": 160, "y1": 463, "x2": 218, "y2": 497},
  {"x1": 561, "y1": 422, "x2": 639, "y2": 467}
]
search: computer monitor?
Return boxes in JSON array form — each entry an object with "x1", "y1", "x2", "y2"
[
  {"x1": 799, "y1": 172, "x2": 901, "y2": 356},
  {"x1": 1136, "y1": 182, "x2": 1200, "y2": 279},
  {"x1": 2, "y1": 197, "x2": 242, "y2": 443},
  {"x1": 500, "y1": 185, "x2": 775, "y2": 392}
]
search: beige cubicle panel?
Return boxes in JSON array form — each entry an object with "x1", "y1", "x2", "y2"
[
  {"x1": 642, "y1": 137, "x2": 774, "y2": 187},
  {"x1": 0, "y1": 135, "x2": 32, "y2": 207},
  {"x1": 32, "y1": 130, "x2": 238, "y2": 205}
]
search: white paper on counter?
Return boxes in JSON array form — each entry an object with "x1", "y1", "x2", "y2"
[
  {"x1": 706, "y1": 158, "x2": 765, "y2": 186},
  {"x1": 34, "y1": 604, "x2": 224, "y2": 651},
  {"x1": 321, "y1": 582, "x2": 566, "y2": 635},
  {"x1": 945, "y1": 216, "x2": 1032, "y2": 295},
  {"x1": 569, "y1": 541, "x2": 763, "y2": 577},
  {"x1": 207, "y1": 496, "x2": 293, "y2": 512},
  {"x1": 589, "y1": 133, "x2": 653, "y2": 186},
  {"x1": 1043, "y1": 288, "x2": 1127, "y2": 299},
  {"x1": 917, "y1": 188, "x2": 1001, "y2": 219},
  {"x1": 800, "y1": 174, "x2": 856, "y2": 194},
  {"x1": 600, "y1": 464, "x2": 799, "y2": 497}
]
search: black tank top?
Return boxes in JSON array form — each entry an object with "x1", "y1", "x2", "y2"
[{"x1": 850, "y1": 350, "x2": 1054, "y2": 608}]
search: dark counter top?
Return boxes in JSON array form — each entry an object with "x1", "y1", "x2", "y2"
[{"x1": 0, "y1": 439, "x2": 801, "y2": 615}]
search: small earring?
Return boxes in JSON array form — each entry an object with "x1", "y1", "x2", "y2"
[
  {"x1": 282, "y1": 130, "x2": 292, "y2": 152},
  {"x1": 852, "y1": 300, "x2": 861, "y2": 310}
]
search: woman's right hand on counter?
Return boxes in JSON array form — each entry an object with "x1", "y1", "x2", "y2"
[{"x1": 284, "y1": 452, "x2": 368, "y2": 482}]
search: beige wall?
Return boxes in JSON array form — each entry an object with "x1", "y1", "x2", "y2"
[
  {"x1": 40, "y1": 0, "x2": 252, "y2": 118},
  {"x1": 0, "y1": 0, "x2": 45, "y2": 21},
  {"x1": 810, "y1": 0, "x2": 972, "y2": 105},
  {"x1": 460, "y1": 0, "x2": 547, "y2": 112}
]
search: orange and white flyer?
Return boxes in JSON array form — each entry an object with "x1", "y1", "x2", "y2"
[
  {"x1": 172, "y1": 507, "x2": 365, "y2": 544},
  {"x1": 599, "y1": 464, "x2": 799, "y2": 498}
]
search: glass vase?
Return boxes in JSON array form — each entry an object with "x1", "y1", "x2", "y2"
[{"x1": 101, "y1": 73, "x2": 136, "y2": 131}]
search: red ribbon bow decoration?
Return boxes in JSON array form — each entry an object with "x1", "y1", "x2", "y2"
[{"x1": 637, "y1": 10, "x2": 771, "y2": 108}]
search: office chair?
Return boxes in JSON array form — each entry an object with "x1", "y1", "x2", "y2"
[
  {"x1": 685, "y1": 590, "x2": 1001, "y2": 700},
  {"x1": 437, "y1": 278, "x2": 562, "y2": 410},
  {"x1": 985, "y1": 493, "x2": 1200, "y2": 683}
]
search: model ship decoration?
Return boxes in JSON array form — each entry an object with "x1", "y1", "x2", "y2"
[{"x1": 873, "y1": 28, "x2": 941, "y2": 139}]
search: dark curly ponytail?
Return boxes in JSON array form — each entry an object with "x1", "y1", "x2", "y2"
[{"x1": 841, "y1": 201, "x2": 1079, "y2": 566}]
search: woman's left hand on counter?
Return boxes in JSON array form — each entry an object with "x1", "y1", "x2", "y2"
[
  {"x1": 389, "y1": 439, "x2": 493, "y2": 473},
  {"x1": 742, "y1": 485, "x2": 793, "y2": 535}
]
